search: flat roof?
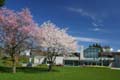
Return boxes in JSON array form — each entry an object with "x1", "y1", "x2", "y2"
[{"x1": 99, "y1": 52, "x2": 120, "y2": 57}]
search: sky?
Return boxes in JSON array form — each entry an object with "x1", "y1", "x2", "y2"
[{"x1": 4, "y1": 0, "x2": 120, "y2": 51}]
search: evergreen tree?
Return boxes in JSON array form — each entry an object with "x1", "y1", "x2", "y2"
[
  {"x1": 89, "y1": 43, "x2": 103, "y2": 52},
  {"x1": 0, "y1": 0, "x2": 5, "y2": 7}
]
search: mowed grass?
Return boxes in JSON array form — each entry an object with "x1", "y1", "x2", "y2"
[{"x1": 0, "y1": 66, "x2": 120, "y2": 80}]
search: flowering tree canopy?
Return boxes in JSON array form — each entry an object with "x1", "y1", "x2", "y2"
[
  {"x1": 38, "y1": 21, "x2": 77, "y2": 52},
  {"x1": 0, "y1": 8, "x2": 37, "y2": 45},
  {"x1": 0, "y1": 7, "x2": 78, "y2": 72},
  {"x1": 36, "y1": 21, "x2": 78, "y2": 71},
  {"x1": 0, "y1": 8, "x2": 38, "y2": 73}
]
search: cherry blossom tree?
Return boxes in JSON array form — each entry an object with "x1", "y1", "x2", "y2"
[
  {"x1": 36, "y1": 21, "x2": 78, "y2": 71},
  {"x1": 0, "y1": 8, "x2": 38, "y2": 73}
]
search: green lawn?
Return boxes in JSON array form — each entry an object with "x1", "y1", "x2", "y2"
[{"x1": 0, "y1": 66, "x2": 120, "y2": 80}]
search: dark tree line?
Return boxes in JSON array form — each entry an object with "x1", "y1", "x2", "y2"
[
  {"x1": 0, "y1": 0, "x2": 5, "y2": 7},
  {"x1": 89, "y1": 43, "x2": 103, "y2": 52}
]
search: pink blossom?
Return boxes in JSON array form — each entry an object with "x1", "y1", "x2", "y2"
[{"x1": 0, "y1": 8, "x2": 38, "y2": 49}]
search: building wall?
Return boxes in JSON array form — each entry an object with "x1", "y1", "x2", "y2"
[
  {"x1": 64, "y1": 60, "x2": 79, "y2": 66},
  {"x1": 63, "y1": 57, "x2": 80, "y2": 66},
  {"x1": 34, "y1": 56, "x2": 45, "y2": 64},
  {"x1": 114, "y1": 55, "x2": 120, "y2": 67},
  {"x1": 80, "y1": 46, "x2": 84, "y2": 59},
  {"x1": 55, "y1": 57, "x2": 64, "y2": 65}
]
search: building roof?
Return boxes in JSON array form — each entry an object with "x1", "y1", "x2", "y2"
[
  {"x1": 31, "y1": 49, "x2": 47, "y2": 56},
  {"x1": 99, "y1": 52, "x2": 120, "y2": 57}
]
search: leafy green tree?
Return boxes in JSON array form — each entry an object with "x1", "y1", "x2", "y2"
[{"x1": 0, "y1": 0, "x2": 5, "y2": 7}]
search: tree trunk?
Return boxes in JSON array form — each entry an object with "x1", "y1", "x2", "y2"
[
  {"x1": 48, "y1": 63, "x2": 52, "y2": 71},
  {"x1": 48, "y1": 61, "x2": 53, "y2": 71},
  {"x1": 12, "y1": 61, "x2": 16, "y2": 73},
  {"x1": 12, "y1": 54, "x2": 16, "y2": 73}
]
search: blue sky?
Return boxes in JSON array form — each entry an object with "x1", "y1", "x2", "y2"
[{"x1": 5, "y1": 0, "x2": 120, "y2": 51}]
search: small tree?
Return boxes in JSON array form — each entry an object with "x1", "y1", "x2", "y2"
[
  {"x1": 0, "y1": 8, "x2": 38, "y2": 73},
  {"x1": 0, "y1": 0, "x2": 5, "y2": 7},
  {"x1": 36, "y1": 21, "x2": 77, "y2": 71}
]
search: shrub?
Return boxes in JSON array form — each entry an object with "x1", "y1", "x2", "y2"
[
  {"x1": 19, "y1": 56, "x2": 29, "y2": 63},
  {"x1": 1, "y1": 56, "x2": 21, "y2": 67}
]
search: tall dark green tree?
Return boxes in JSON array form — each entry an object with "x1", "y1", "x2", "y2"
[
  {"x1": 0, "y1": 0, "x2": 5, "y2": 7},
  {"x1": 90, "y1": 43, "x2": 103, "y2": 52}
]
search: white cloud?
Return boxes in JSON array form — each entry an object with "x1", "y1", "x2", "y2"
[
  {"x1": 110, "y1": 48, "x2": 114, "y2": 52},
  {"x1": 67, "y1": 7, "x2": 104, "y2": 29},
  {"x1": 74, "y1": 37, "x2": 105, "y2": 43},
  {"x1": 117, "y1": 49, "x2": 120, "y2": 52},
  {"x1": 90, "y1": 27, "x2": 110, "y2": 33},
  {"x1": 92, "y1": 22, "x2": 99, "y2": 27},
  {"x1": 67, "y1": 7, "x2": 96, "y2": 20},
  {"x1": 92, "y1": 27, "x2": 101, "y2": 31},
  {"x1": 92, "y1": 22, "x2": 104, "y2": 27}
]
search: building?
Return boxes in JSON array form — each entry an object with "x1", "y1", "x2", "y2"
[
  {"x1": 99, "y1": 52, "x2": 120, "y2": 67},
  {"x1": 114, "y1": 53, "x2": 120, "y2": 67},
  {"x1": 84, "y1": 47, "x2": 101, "y2": 58},
  {"x1": 63, "y1": 56, "x2": 80, "y2": 66},
  {"x1": 99, "y1": 52, "x2": 114, "y2": 66},
  {"x1": 63, "y1": 46, "x2": 101, "y2": 66},
  {"x1": 79, "y1": 47, "x2": 101, "y2": 65},
  {"x1": 20, "y1": 46, "x2": 120, "y2": 68}
]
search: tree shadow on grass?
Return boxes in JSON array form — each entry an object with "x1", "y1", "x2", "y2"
[{"x1": 0, "y1": 66, "x2": 59, "y2": 73}]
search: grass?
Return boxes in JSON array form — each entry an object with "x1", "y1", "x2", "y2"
[{"x1": 0, "y1": 66, "x2": 120, "y2": 80}]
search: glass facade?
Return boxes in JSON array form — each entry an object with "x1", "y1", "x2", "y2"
[
  {"x1": 64, "y1": 60, "x2": 79, "y2": 66},
  {"x1": 114, "y1": 55, "x2": 120, "y2": 67},
  {"x1": 84, "y1": 47, "x2": 101, "y2": 58}
]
